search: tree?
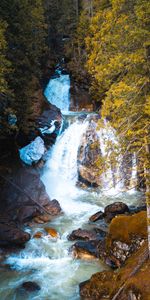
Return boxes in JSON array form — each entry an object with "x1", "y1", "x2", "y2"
[
  {"x1": 84, "y1": 0, "x2": 150, "y2": 254},
  {"x1": 0, "y1": 0, "x2": 47, "y2": 134}
]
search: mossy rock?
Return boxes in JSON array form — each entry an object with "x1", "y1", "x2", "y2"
[
  {"x1": 107, "y1": 211, "x2": 147, "y2": 247},
  {"x1": 80, "y1": 242, "x2": 149, "y2": 300}
]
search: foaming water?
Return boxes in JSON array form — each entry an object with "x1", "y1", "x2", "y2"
[
  {"x1": 44, "y1": 72, "x2": 70, "y2": 112},
  {"x1": 1, "y1": 71, "x2": 142, "y2": 300}
]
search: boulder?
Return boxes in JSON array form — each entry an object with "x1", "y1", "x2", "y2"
[
  {"x1": 79, "y1": 243, "x2": 149, "y2": 300},
  {"x1": 89, "y1": 211, "x2": 104, "y2": 222},
  {"x1": 1, "y1": 167, "x2": 51, "y2": 216},
  {"x1": 21, "y1": 281, "x2": 41, "y2": 292},
  {"x1": 0, "y1": 223, "x2": 30, "y2": 246},
  {"x1": 71, "y1": 240, "x2": 103, "y2": 259},
  {"x1": 19, "y1": 137, "x2": 45, "y2": 166},
  {"x1": 104, "y1": 202, "x2": 129, "y2": 223},
  {"x1": 17, "y1": 206, "x2": 39, "y2": 223},
  {"x1": 37, "y1": 104, "x2": 62, "y2": 145},
  {"x1": 44, "y1": 200, "x2": 62, "y2": 216},
  {"x1": 105, "y1": 211, "x2": 147, "y2": 267},
  {"x1": 77, "y1": 120, "x2": 102, "y2": 187},
  {"x1": 68, "y1": 228, "x2": 99, "y2": 241}
]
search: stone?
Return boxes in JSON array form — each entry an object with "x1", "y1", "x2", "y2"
[
  {"x1": 104, "y1": 201, "x2": 129, "y2": 222},
  {"x1": 44, "y1": 200, "x2": 62, "y2": 216},
  {"x1": 89, "y1": 211, "x2": 104, "y2": 222},
  {"x1": 71, "y1": 240, "x2": 101, "y2": 259},
  {"x1": 44, "y1": 227, "x2": 59, "y2": 238},
  {"x1": 68, "y1": 228, "x2": 98, "y2": 241},
  {"x1": 33, "y1": 232, "x2": 43, "y2": 239},
  {"x1": 0, "y1": 223, "x2": 30, "y2": 246},
  {"x1": 21, "y1": 281, "x2": 41, "y2": 292},
  {"x1": 1, "y1": 167, "x2": 51, "y2": 215},
  {"x1": 77, "y1": 120, "x2": 102, "y2": 187},
  {"x1": 17, "y1": 206, "x2": 39, "y2": 223},
  {"x1": 19, "y1": 136, "x2": 45, "y2": 166}
]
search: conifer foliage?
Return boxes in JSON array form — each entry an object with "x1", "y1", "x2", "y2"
[{"x1": 0, "y1": 0, "x2": 47, "y2": 136}]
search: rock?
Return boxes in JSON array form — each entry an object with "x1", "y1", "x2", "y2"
[
  {"x1": 19, "y1": 137, "x2": 45, "y2": 166},
  {"x1": 77, "y1": 120, "x2": 102, "y2": 187},
  {"x1": 34, "y1": 214, "x2": 52, "y2": 223},
  {"x1": 89, "y1": 211, "x2": 104, "y2": 222},
  {"x1": 105, "y1": 211, "x2": 147, "y2": 267},
  {"x1": 79, "y1": 243, "x2": 150, "y2": 300},
  {"x1": 68, "y1": 228, "x2": 98, "y2": 241},
  {"x1": 71, "y1": 240, "x2": 101, "y2": 259},
  {"x1": 33, "y1": 232, "x2": 43, "y2": 239},
  {"x1": 44, "y1": 227, "x2": 59, "y2": 238},
  {"x1": 79, "y1": 271, "x2": 113, "y2": 300},
  {"x1": 17, "y1": 206, "x2": 39, "y2": 223},
  {"x1": 0, "y1": 223, "x2": 30, "y2": 246},
  {"x1": 104, "y1": 202, "x2": 129, "y2": 223},
  {"x1": 129, "y1": 204, "x2": 146, "y2": 214},
  {"x1": 21, "y1": 281, "x2": 41, "y2": 292},
  {"x1": 1, "y1": 167, "x2": 51, "y2": 216},
  {"x1": 44, "y1": 200, "x2": 62, "y2": 216},
  {"x1": 37, "y1": 105, "x2": 62, "y2": 145}
]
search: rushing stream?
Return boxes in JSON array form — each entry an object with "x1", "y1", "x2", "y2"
[{"x1": 0, "y1": 69, "x2": 142, "y2": 300}]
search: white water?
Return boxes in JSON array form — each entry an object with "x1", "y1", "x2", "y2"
[
  {"x1": 44, "y1": 70, "x2": 70, "y2": 112},
  {"x1": 1, "y1": 70, "x2": 141, "y2": 300}
]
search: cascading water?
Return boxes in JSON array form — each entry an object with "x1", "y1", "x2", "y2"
[
  {"x1": 1, "y1": 69, "x2": 141, "y2": 300},
  {"x1": 44, "y1": 68, "x2": 70, "y2": 112}
]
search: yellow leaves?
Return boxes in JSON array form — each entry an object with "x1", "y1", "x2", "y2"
[{"x1": 144, "y1": 96, "x2": 150, "y2": 116}]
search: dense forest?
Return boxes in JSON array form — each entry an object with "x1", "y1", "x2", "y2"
[{"x1": 0, "y1": 0, "x2": 149, "y2": 205}]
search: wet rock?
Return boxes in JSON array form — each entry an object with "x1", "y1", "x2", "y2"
[
  {"x1": 44, "y1": 200, "x2": 62, "y2": 216},
  {"x1": 68, "y1": 228, "x2": 98, "y2": 241},
  {"x1": 33, "y1": 232, "x2": 43, "y2": 239},
  {"x1": 1, "y1": 167, "x2": 51, "y2": 216},
  {"x1": 33, "y1": 214, "x2": 52, "y2": 224},
  {"x1": 79, "y1": 271, "x2": 113, "y2": 300},
  {"x1": 19, "y1": 136, "x2": 45, "y2": 166},
  {"x1": 71, "y1": 240, "x2": 102, "y2": 259},
  {"x1": 105, "y1": 211, "x2": 147, "y2": 267},
  {"x1": 77, "y1": 120, "x2": 102, "y2": 187},
  {"x1": 129, "y1": 204, "x2": 146, "y2": 214},
  {"x1": 104, "y1": 202, "x2": 129, "y2": 223},
  {"x1": 21, "y1": 281, "x2": 41, "y2": 292},
  {"x1": 0, "y1": 223, "x2": 30, "y2": 246},
  {"x1": 37, "y1": 104, "x2": 62, "y2": 145},
  {"x1": 44, "y1": 227, "x2": 59, "y2": 238},
  {"x1": 17, "y1": 206, "x2": 39, "y2": 223},
  {"x1": 79, "y1": 243, "x2": 150, "y2": 300},
  {"x1": 89, "y1": 211, "x2": 104, "y2": 222}
]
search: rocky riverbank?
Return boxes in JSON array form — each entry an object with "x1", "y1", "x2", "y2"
[{"x1": 67, "y1": 201, "x2": 149, "y2": 300}]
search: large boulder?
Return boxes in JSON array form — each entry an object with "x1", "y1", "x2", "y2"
[
  {"x1": 37, "y1": 104, "x2": 62, "y2": 145},
  {"x1": 70, "y1": 240, "x2": 105, "y2": 260},
  {"x1": 0, "y1": 222, "x2": 30, "y2": 246},
  {"x1": 77, "y1": 119, "x2": 102, "y2": 187},
  {"x1": 19, "y1": 137, "x2": 45, "y2": 166},
  {"x1": 79, "y1": 243, "x2": 149, "y2": 300},
  {"x1": 68, "y1": 228, "x2": 98, "y2": 241},
  {"x1": 104, "y1": 202, "x2": 129, "y2": 223},
  {"x1": 0, "y1": 167, "x2": 51, "y2": 219}
]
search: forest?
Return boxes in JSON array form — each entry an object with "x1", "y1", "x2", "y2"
[{"x1": 0, "y1": 0, "x2": 150, "y2": 299}]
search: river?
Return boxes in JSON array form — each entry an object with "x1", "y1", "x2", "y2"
[{"x1": 0, "y1": 69, "x2": 141, "y2": 300}]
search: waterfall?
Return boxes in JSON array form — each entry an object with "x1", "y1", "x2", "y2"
[
  {"x1": 2, "y1": 68, "x2": 141, "y2": 300},
  {"x1": 44, "y1": 70, "x2": 70, "y2": 112}
]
